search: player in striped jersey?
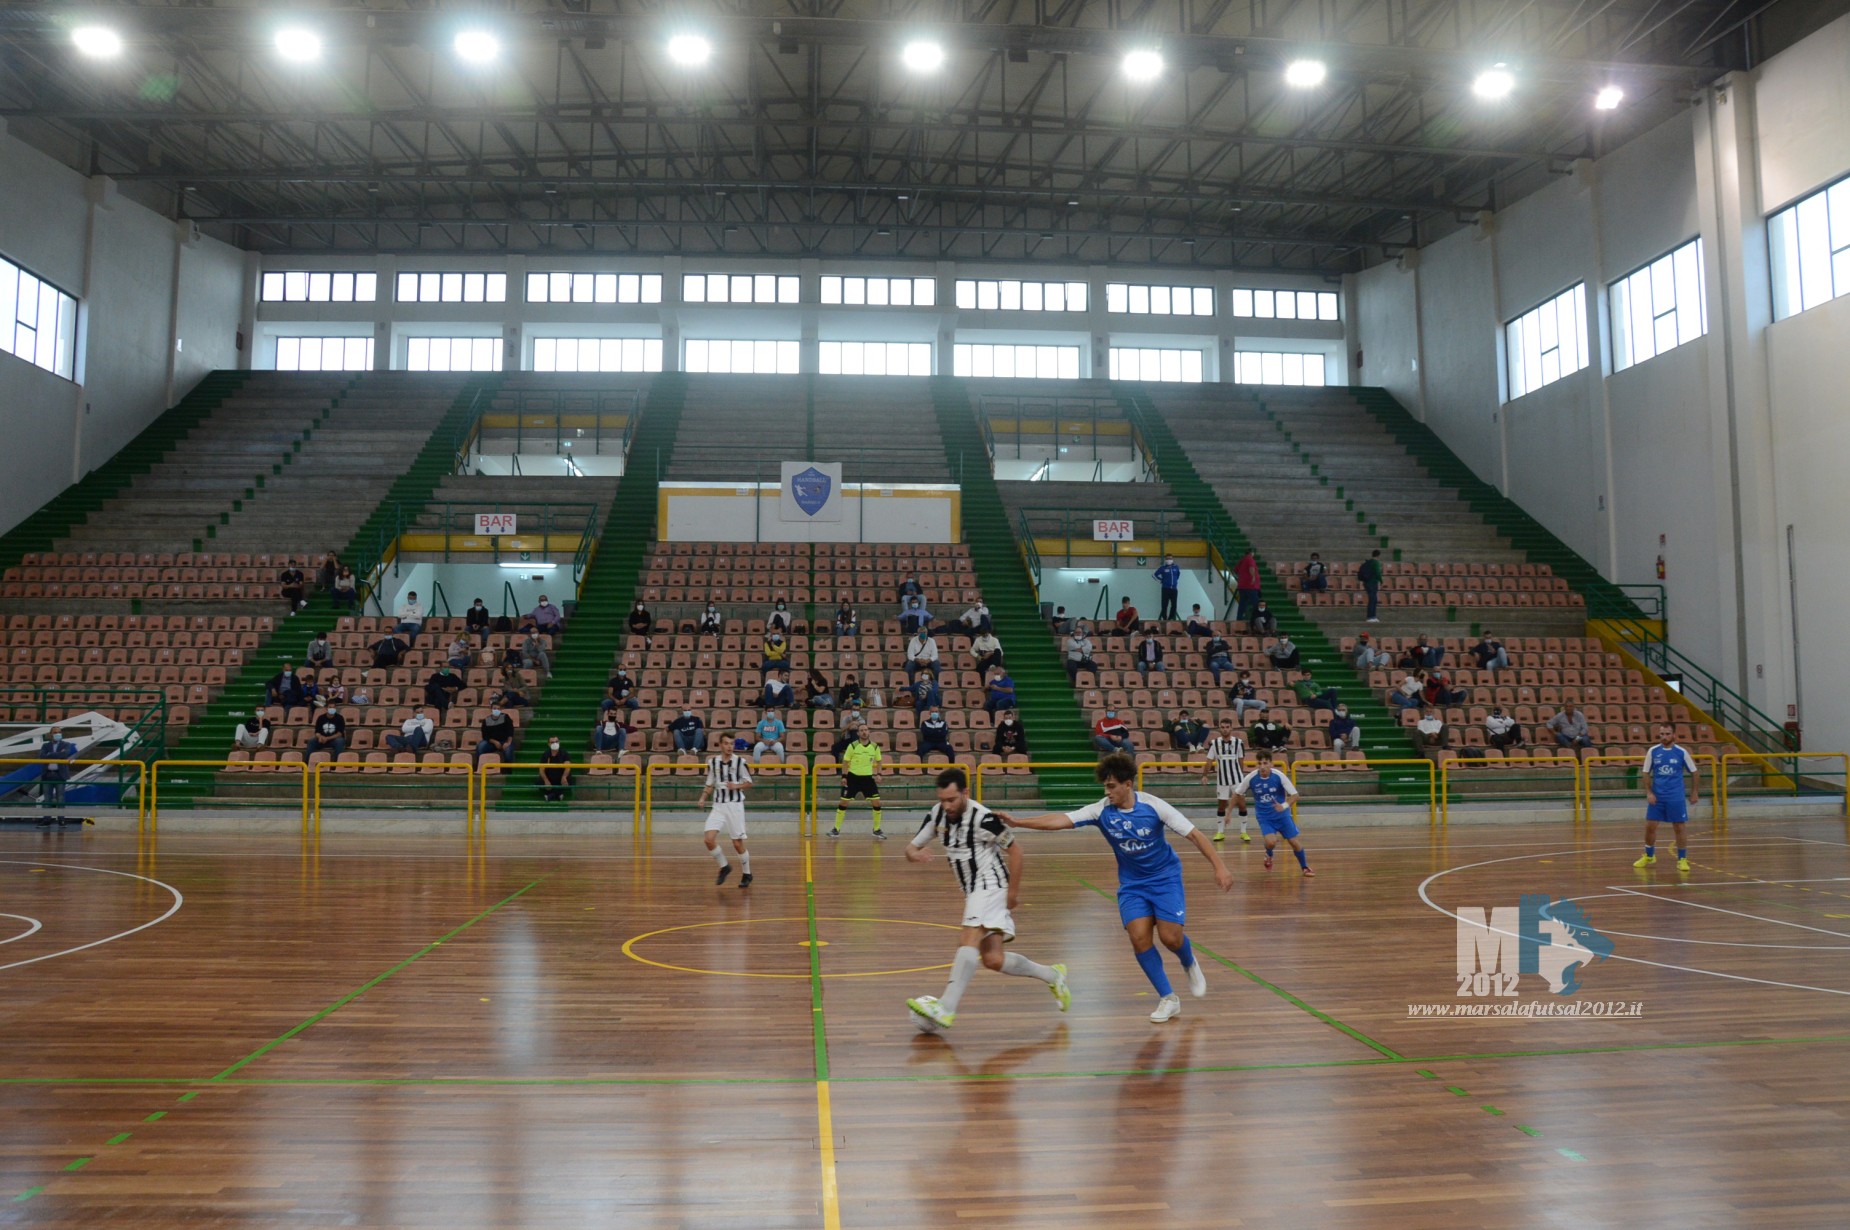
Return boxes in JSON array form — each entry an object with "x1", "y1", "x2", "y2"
[
  {"x1": 1199, "y1": 717, "x2": 1250, "y2": 844},
  {"x1": 903, "y1": 767, "x2": 1070, "y2": 1032},
  {"x1": 699, "y1": 737, "x2": 755, "y2": 888}
]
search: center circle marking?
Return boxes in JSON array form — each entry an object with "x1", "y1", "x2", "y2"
[{"x1": 621, "y1": 916, "x2": 957, "y2": 979}]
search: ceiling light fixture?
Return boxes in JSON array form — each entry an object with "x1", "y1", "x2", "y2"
[
  {"x1": 1472, "y1": 64, "x2": 1515, "y2": 100},
  {"x1": 273, "y1": 26, "x2": 322, "y2": 64},
  {"x1": 1283, "y1": 59, "x2": 1327, "y2": 88},
  {"x1": 1121, "y1": 48, "x2": 1164, "y2": 83},
  {"x1": 1594, "y1": 85, "x2": 1624, "y2": 111},
  {"x1": 453, "y1": 29, "x2": 500, "y2": 65},
  {"x1": 667, "y1": 34, "x2": 712, "y2": 66},
  {"x1": 901, "y1": 40, "x2": 945, "y2": 73},
  {"x1": 71, "y1": 26, "x2": 123, "y2": 58}
]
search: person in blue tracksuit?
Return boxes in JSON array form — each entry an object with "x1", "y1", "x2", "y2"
[{"x1": 1634, "y1": 724, "x2": 1700, "y2": 873}]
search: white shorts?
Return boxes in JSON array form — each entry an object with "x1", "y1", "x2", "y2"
[
  {"x1": 1216, "y1": 784, "x2": 1235, "y2": 802},
  {"x1": 703, "y1": 802, "x2": 746, "y2": 840},
  {"x1": 960, "y1": 885, "x2": 1016, "y2": 941}
]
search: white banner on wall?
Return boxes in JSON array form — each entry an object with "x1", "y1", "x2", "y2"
[
  {"x1": 475, "y1": 512, "x2": 519, "y2": 535},
  {"x1": 1093, "y1": 519, "x2": 1136, "y2": 541},
  {"x1": 781, "y1": 462, "x2": 844, "y2": 522}
]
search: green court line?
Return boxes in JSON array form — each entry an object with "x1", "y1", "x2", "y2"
[
  {"x1": 1066, "y1": 873, "x2": 1404, "y2": 1059},
  {"x1": 13, "y1": 1186, "x2": 43, "y2": 1202},
  {"x1": 806, "y1": 877, "x2": 829, "y2": 1082},
  {"x1": 1482, "y1": 1106, "x2": 1504, "y2": 1116},
  {"x1": 176, "y1": 1091, "x2": 199, "y2": 1102},
  {"x1": 1446, "y1": 1085, "x2": 1469, "y2": 1096},
  {"x1": 1415, "y1": 1069, "x2": 1438, "y2": 1079},
  {"x1": 62, "y1": 1158, "x2": 90, "y2": 1172},
  {"x1": 1558, "y1": 1148, "x2": 1585, "y2": 1161},
  {"x1": 1516, "y1": 1125, "x2": 1543, "y2": 1138},
  {"x1": 143, "y1": 1111, "x2": 165, "y2": 1122},
  {"x1": 104, "y1": 1133, "x2": 131, "y2": 1146}
]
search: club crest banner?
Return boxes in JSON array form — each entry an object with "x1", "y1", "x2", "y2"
[{"x1": 781, "y1": 462, "x2": 843, "y2": 521}]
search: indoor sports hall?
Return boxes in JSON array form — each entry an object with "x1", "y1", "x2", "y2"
[{"x1": 3, "y1": 2, "x2": 1850, "y2": 1227}]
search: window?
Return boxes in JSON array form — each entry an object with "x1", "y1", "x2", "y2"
[
  {"x1": 532, "y1": 338, "x2": 664, "y2": 373},
  {"x1": 683, "y1": 339, "x2": 801, "y2": 374},
  {"x1": 1108, "y1": 347, "x2": 1205, "y2": 383},
  {"x1": 1610, "y1": 240, "x2": 1706, "y2": 372},
  {"x1": 1505, "y1": 284, "x2": 1589, "y2": 400},
  {"x1": 1104, "y1": 282, "x2": 1214, "y2": 316},
  {"x1": 0, "y1": 255, "x2": 78, "y2": 380},
  {"x1": 1230, "y1": 288, "x2": 1340, "y2": 321},
  {"x1": 274, "y1": 336, "x2": 374, "y2": 372},
  {"x1": 682, "y1": 274, "x2": 800, "y2": 305},
  {"x1": 405, "y1": 337, "x2": 503, "y2": 372},
  {"x1": 395, "y1": 272, "x2": 507, "y2": 303},
  {"x1": 525, "y1": 272, "x2": 663, "y2": 305},
  {"x1": 818, "y1": 341, "x2": 932, "y2": 376},
  {"x1": 951, "y1": 343, "x2": 1082, "y2": 379},
  {"x1": 1230, "y1": 351, "x2": 1327, "y2": 386},
  {"x1": 260, "y1": 271, "x2": 378, "y2": 303},
  {"x1": 1769, "y1": 175, "x2": 1850, "y2": 321},
  {"x1": 819, "y1": 276, "x2": 937, "y2": 308},
  {"x1": 953, "y1": 280, "x2": 1088, "y2": 312}
]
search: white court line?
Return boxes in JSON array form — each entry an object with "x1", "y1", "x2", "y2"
[
  {"x1": 0, "y1": 860, "x2": 184, "y2": 972},
  {"x1": 1606, "y1": 886, "x2": 1850, "y2": 940},
  {"x1": 1419, "y1": 846, "x2": 1850, "y2": 998},
  {"x1": 0, "y1": 912, "x2": 42, "y2": 944},
  {"x1": 1546, "y1": 891, "x2": 1850, "y2": 951}
]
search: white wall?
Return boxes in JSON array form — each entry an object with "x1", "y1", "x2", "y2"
[
  {"x1": 661, "y1": 484, "x2": 958, "y2": 543},
  {"x1": 0, "y1": 126, "x2": 246, "y2": 535}
]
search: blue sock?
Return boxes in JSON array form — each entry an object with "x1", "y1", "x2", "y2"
[
  {"x1": 1134, "y1": 946, "x2": 1173, "y2": 996},
  {"x1": 1294, "y1": 847, "x2": 1309, "y2": 869},
  {"x1": 1176, "y1": 937, "x2": 1196, "y2": 969},
  {"x1": 1677, "y1": 847, "x2": 1687, "y2": 859},
  {"x1": 1645, "y1": 845, "x2": 1655, "y2": 856}
]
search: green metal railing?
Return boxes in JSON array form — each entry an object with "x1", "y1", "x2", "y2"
[
  {"x1": 1014, "y1": 506, "x2": 1200, "y2": 566},
  {"x1": 0, "y1": 686, "x2": 169, "y2": 763},
  {"x1": 453, "y1": 388, "x2": 641, "y2": 472}
]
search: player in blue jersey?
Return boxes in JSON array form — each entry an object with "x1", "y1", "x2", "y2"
[
  {"x1": 999, "y1": 753, "x2": 1233, "y2": 1022},
  {"x1": 1634, "y1": 724, "x2": 1699, "y2": 872},
  {"x1": 1231, "y1": 751, "x2": 1314, "y2": 877}
]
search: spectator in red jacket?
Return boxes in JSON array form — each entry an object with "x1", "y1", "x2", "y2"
[
  {"x1": 1091, "y1": 710, "x2": 1136, "y2": 753},
  {"x1": 1233, "y1": 550, "x2": 1262, "y2": 623},
  {"x1": 1112, "y1": 597, "x2": 1142, "y2": 640}
]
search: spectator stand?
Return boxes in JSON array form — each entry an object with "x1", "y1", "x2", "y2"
[
  {"x1": 150, "y1": 757, "x2": 309, "y2": 831},
  {"x1": 0, "y1": 757, "x2": 147, "y2": 828},
  {"x1": 311, "y1": 756, "x2": 477, "y2": 834},
  {"x1": 1438, "y1": 753, "x2": 1584, "y2": 823},
  {"x1": 642, "y1": 760, "x2": 806, "y2": 835}
]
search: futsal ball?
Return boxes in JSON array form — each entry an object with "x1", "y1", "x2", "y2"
[{"x1": 909, "y1": 1008, "x2": 941, "y2": 1035}]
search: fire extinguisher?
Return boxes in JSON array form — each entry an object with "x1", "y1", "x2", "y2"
[{"x1": 1656, "y1": 554, "x2": 1665, "y2": 580}]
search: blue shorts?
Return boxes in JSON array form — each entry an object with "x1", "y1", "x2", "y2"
[
  {"x1": 1257, "y1": 809, "x2": 1300, "y2": 840},
  {"x1": 1646, "y1": 799, "x2": 1689, "y2": 825},
  {"x1": 1117, "y1": 875, "x2": 1186, "y2": 927}
]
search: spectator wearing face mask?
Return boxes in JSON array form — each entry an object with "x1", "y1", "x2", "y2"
[
  {"x1": 539, "y1": 738, "x2": 572, "y2": 802},
  {"x1": 917, "y1": 708, "x2": 955, "y2": 763},
  {"x1": 465, "y1": 598, "x2": 492, "y2": 646},
  {"x1": 234, "y1": 716, "x2": 272, "y2": 751},
  {"x1": 1154, "y1": 554, "x2": 1182, "y2": 621},
  {"x1": 767, "y1": 597, "x2": 793, "y2": 634},
  {"x1": 1328, "y1": 705, "x2": 1361, "y2": 756},
  {"x1": 697, "y1": 602, "x2": 723, "y2": 636},
  {"x1": 627, "y1": 601, "x2": 654, "y2": 643},
  {"x1": 1092, "y1": 710, "x2": 1135, "y2": 754},
  {"x1": 395, "y1": 591, "x2": 425, "y2": 640},
  {"x1": 762, "y1": 669, "x2": 796, "y2": 711},
  {"x1": 386, "y1": 707, "x2": 435, "y2": 753},
  {"x1": 670, "y1": 709, "x2": 707, "y2": 755},
  {"x1": 305, "y1": 708, "x2": 348, "y2": 757},
  {"x1": 604, "y1": 667, "x2": 640, "y2": 711},
  {"x1": 761, "y1": 629, "x2": 790, "y2": 675},
  {"x1": 993, "y1": 710, "x2": 1029, "y2": 756},
  {"x1": 593, "y1": 711, "x2": 633, "y2": 754},
  {"x1": 752, "y1": 711, "x2": 787, "y2": 763},
  {"x1": 476, "y1": 706, "x2": 516, "y2": 763},
  {"x1": 525, "y1": 595, "x2": 564, "y2": 637}
]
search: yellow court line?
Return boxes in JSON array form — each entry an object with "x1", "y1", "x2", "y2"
[
  {"x1": 817, "y1": 1080, "x2": 842, "y2": 1230},
  {"x1": 620, "y1": 915, "x2": 957, "y2": 979}
]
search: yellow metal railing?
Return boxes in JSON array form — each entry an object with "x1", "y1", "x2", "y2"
[
  {"x1": 149, "y1": 759, "x2": 309, "y2": 832},
  {"x1": 0, "y1": 758, "x2": 146, "y2": 830},
  {"x1": 1717, "y1": 752, "x2": 1850, "y2": 821},
  {"x1": 1289, "y1": 757, "x2": 1438, "y2": 824},
  {"x1": 312, "y1": 760, "x2": 476, "y2": 837},
  {"x1": 971, "y1": 760, "x2": 1098, "y2": 809},
  {"x1": 1440, "y1": 754, "x2": 1583, "y2": 824},
  {"x1": 643, "y1": 759, "x2": 806, "y2": 835},
  {"x1": 1582, "y1": 752, "x2": 1718, "y2": 822}
]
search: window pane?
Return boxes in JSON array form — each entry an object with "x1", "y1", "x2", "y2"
[
  {"x1": 356, "y1": 274, "x2": 377, "y2": 301},
  {"x1": 977, "y1": 282, "x2": 998, "y2": 310},
  {"x1": 1129, "y1": 285, "x2": 1149, "y2": 314},
  {"x1": 890, "y1": 278, "x2": 911, "y2": 306},
  {"x1": 1232, "y1": 289, "x2": 1252, "y2": 316},
  {"x1": 1798, "y1": 193, "x2": 1833, "y2": 311},
  {"x1": 1255, "y1": 291, "x2": 1275, "y2": 318},
  {"x1": 683, "y1": 275, "x2": 706, "y2": 303},
  {"x1": 438, "y1": 273, "x2": 461, "y2": 302},
  {"x1": 486, "y1": 274, "x2": 506, "y2": 302},
  {"x1": 999, "y1": 281, "x2": 1021, "y2": 311},
  {"x1": 778, "y1": 276, "x2": 800, "y2": 304},
  {"x1": 821, "y1": 277, "x2": 842, "y2": 305},
  {"x1": 1106, "y1": 284, "x2": 1128, "y2": 313},
  {"x1": 262, "y1": 272, "x2": 284, "y2": 301},
  {"x1": 1297, "y1": 291, "x2": 1318, "y2": 319},
  {"x1": 1039, "y1": 282, "x2": 1060, "y2": 312},
  {"x1": 1319, "y1": 292, "x2": 1340, "y2": 321},
  {"x1": 915, "y1": 279, "x2": 936, "y2": 306},
  {"x1": 305, "y1": 272, "x2": 329, "y2": 302},
  {"x1": 1276, "y1": 292, "x2": 1297, "y2": 320},
  {"x1": 1066, "y1": 283, "x2": 1087, "y2": 311}
]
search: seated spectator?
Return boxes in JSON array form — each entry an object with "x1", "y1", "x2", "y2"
[
  {"x1": 423, "y1": 665, "x2": 464, "y2": 715},
  {"x1": 1486, "y1": 706, "x2": 1525, "y2": 749},
  {"x1": 465, "y1": 597, "x2": 492, "y2": 645},
  {"x1": 539, "y1": 738, "x2": 572, "y2": 802},
  {"x1": 520, "y1": 595, "x2": 563, "y2": 636},
  {"x1": 1328, "y1": 706, "x2": 1361, "y2": 756},
  {"x1": 1265, "y1": 635, "x2": 1301, "y2": 672},
  {"x1": 1050, "y1": 606, "x2": 1074, "y2": 636},
  {"x1": 385, "y1": 707, "x2": 435, "y2": 753},
  {"x1": 896, "y1": 573, "x2": 925, "y2": 611},
  {"x1": 1126, "y1": 630, "x2": 1163, "y2": 677},
  {"x1": 993, "y1": 710, "x2": 1029, "y2": 756},
  {"x1": 983, "y1": 668, "x2": 1017, "y2": 720},
  {"x1": 603, "y1": 667, "x2": 640, "y2": 711},
  {"x1": 1092, "y1": 710, "x2": 1135, "y2": 754},
  {"x1": 1413, "y1": 634, "x2": 1444, "y2": 669},
  {"x1": 1065, "y1": 626, "x2": 1099, "y2": 684},
  {"x1": 1352, "y1": 633, "x2": 1391, "y2": 670},
  {"x1": 322, "y1": 676, "x2": 348, "y2": 708},
  {"x1": 762, "y1": 669, "x2": 796, "y2": 711},
  {"x1": 1415, "y1": 705, "x2": 1449, "y2": 749},
  {"x1": 899, "y1": 598, "x2": 934, "y2": 637},
  {"x1": 832, "y1": 601, "x2": 858, "y2": 638},
  {"x1": 280, "y1": 558, "x2": 307, "y2": 612},
  {"x1": 1111, "y1": 597, "x2": 1141, "y2": 640},
  {"x1": 805, "y1": 669, "x2": 835, "y2": 709},
  {"x1": 1472, "y1": 631, "x2": 1511, "y2": 673},
  {"x1": 908, "y1": 670, "x2": 942, "y2": 713},
  {"x1": 234, "y1": 716, "x2": 271, "y2": 751},
  {"x1": 1203, "y1": 634, "x2": 1234, "y2": 685},
  {"x1": 370, "y1": 634, "x2": 408, "y2": 669},
  {"x1": 626, "y1": 601, "x2": 654, "y2": 642},
  {"x1": 519, "y1": 631, "x2": 553, "y2": 679},
  {"x1": 670, "y1": 709, "x2": 707, "y2": 755},
  {"x1": 446, "y1": 636, "x2": 473, "y2": 672},
  {"x1": 330, "y1": 566, "x2": 358, "y2": 612},
  {"x1": 1184, "y1": 606, "x2": 1213, "y2": 638},
  {"x1": 395, "y1": 591, "x2": 425, "y2": 640},
  {"x1": 1229, "y1": 671, "x2": 1268, "y2": 722},
  {"x1": 1168, "y1": 711, "x2": 1209, "y2": 752},
  {"x1": 1548, "y1": 703, "x2": 1594, "y2": 749},
  {"x1": 837, "y1": 673, "x2": 864, "y2": 710},
  {"x1": 475, "y1": 705, "x2": 517, "y2": 763},
  {"x1": 1247, "y1": 601, "x2": 1279, "y2": 638},
  {"x1": 768, "y1": 598, "x2": 793, "y2": 635},
  {"x1": 697, "y1": 602, "x2": 723, "y2": 636},
  {"x1": 1390, "y1": 670, "x2": 1426, "y2": 710},
  {"x1": 298, "y1": 672, "x2": 323, "y2": 711},
  {"x1": 918, "y1": 708, "x2": 955, "y2": 763},
  {"x1": 316, "y1": 552, "x2": 340, "y2": 595},
  {"x1": 1292, "y1": 668, "x2": 1341, "y2": 712},
  {"x1": 1301, "y1": 553, "x2": 1329, "y2": 592},
  {"x1": 956, "y1": 599, "x2": 993, "y2": 639},
  {"x1": 593, "y1": 711, "x2": 632, "y2": 754},
  {"x1": 761, "y1": 630, "x2": 791, "y2": 675},
  {"x1": 1249, "y1": 715, "x2": 1291, "y2": 751},
  {"x1": 305, "y1": 708, "x2": 348, "y2": 757},
  {"x1": 305, "y1": 632, "x2": 334, "y2": 671},
  {"x1": 1396, "y1": 646, "x2": 1424, "y2": 671},
  {"x1": 970, "y1": 630, "x2": 1005, "y2": 675},
  {"x1": 265, "y1": 662, "x2": 306, "y2": 712},
  {"x1": 492, "y1": 683, "x2": 531, "y2": 711},
  {"x1": 752, "y1": 711, "x2": 787, "y2": 763},
  {"x1": 904, "y1": 628, "x2": 940, "y2": 682},
  {"x1": 1422, "y1": 670, "x2": 1468, "y2": 708}
]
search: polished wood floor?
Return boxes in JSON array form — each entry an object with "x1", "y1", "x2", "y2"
[{"x1": 4, "y1": 812, "x2": 1850, "y2": 1228}]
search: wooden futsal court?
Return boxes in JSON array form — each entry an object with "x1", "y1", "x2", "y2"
[{"x1": 5, "y1": 813, "x2": 1850, "y2": 1228}]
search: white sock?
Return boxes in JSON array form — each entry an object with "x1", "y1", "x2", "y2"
[
  {"x1": 1001, "y1": 952, "x2": 1056, "y2": 984},
  {"x1": 1240, "y1": 819, "x2": 1249, "y2": 833},
  {"x1": 739, "y1": 850, "x2": 751, "y2": 873},
  {"x1": 1215, "y1": 817, "x2": 1225, "y2": 832},
  {"x1": 938, "y1": 947, "x2": 982, "y2": 1013},
  {"x1": 710, "y1": 844, "x2": 729, "y2": 867}
]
